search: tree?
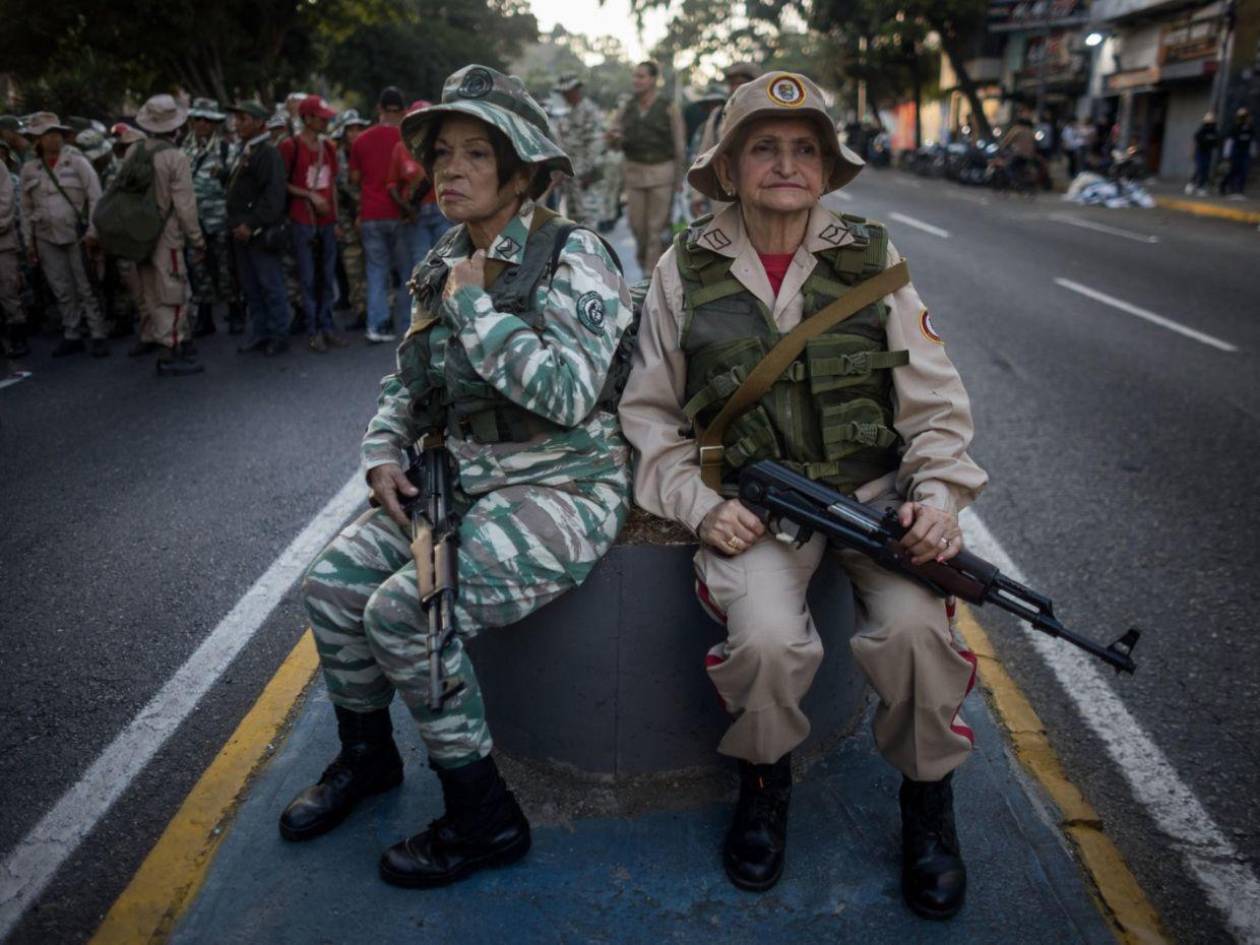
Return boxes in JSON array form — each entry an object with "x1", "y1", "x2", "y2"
[
  {"x1": 323, "y1": 0, "x2": 538, "y2": 108},
  {"x1": 512, "y1": 26, "x2": 635, "y2": 111}
]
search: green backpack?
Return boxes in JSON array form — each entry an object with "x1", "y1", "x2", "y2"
[{"x1": 92, "y1": 140, "x2": 174, "y2": 261}]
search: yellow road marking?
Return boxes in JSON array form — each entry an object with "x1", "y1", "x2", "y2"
[
  {"x1": 88, "y1": 631, "x2": 320, "y2": 945},
  {"x1": 1153, "y1": 195, "x2": 1260, "y2": 225},
  {"x1": 955, "y1": 607, "x2": 1169, "y2": 945}
]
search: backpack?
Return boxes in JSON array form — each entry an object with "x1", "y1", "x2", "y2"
[{"x1": 92, "y1": 139, "x2": 174, "y2": 261}]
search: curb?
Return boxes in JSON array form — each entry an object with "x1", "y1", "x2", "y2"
[
  {"x1": 1153, "y1": 195, "x2": 1260, "y2": 224},
  {"x1": 955, "y1": 607, "x2": 1170, "y2": 945},
  {"x1": 87, "y1": 631, "x2": 320, "y2": 945}
]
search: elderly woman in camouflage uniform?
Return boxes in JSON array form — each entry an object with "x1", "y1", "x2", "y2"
[
  {"x1": 619, "y1": 71, "x2": 987, "y2": 917},
  {"x1": 282, "y1": 65, "x2": 633, "y2": 889}
]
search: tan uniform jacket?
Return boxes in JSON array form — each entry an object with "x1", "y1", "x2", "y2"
[
  {"x1": 617, "y1": 202, "x2": 988, "y2": 532},
  {"x1": 0, "y1": 166, "x2": 17, "y2": 252},
  {"x1": 19, "y1": 147, "x2": 101, "y2": 246},
  {"x1": 136, "y1": 142, "x2": 204, "y2": 305},
  {"x1": 611, "y1": 96, "x2": 688, "y2": 191}
]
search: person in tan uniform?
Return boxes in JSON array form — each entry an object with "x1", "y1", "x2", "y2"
[
  {"x1": 0, "y1": 134, "x2": 27, "y2": 358},
  {"x1": 131, "y1": 94, "x2": 207, "y2": 376},
  {"x1": 18, "y1": 112, "x2": 106, "y2": 357},
  {"x1": 688, "y1": 61, "x2": 761, "y2": 220},
  {"x1": 607, "y1": 60, "x2": 686, "y2": 274},
  {"x1": 618, "y1": 71, "x2": 987, "y2": 919}
]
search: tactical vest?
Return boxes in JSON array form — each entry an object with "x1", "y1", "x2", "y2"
[
  {"x1": 398, "y1": 210, "x2": 629, "y2": 444},
  {"x1": 622, "y1": 97, "x2": 675, "y2": 165},
  {"x1": 679, "y1": 213, "x2": 908, "y2": 495}
]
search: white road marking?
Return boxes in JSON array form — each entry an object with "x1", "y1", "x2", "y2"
[
  {"x1": 0, "y1": 472, "x2": 367, "y2": 940},
  {"x1": 962, "y1": 510, "x2": 1260, "y2": 945},
  {"x1": 0, "y1": 371, "x2": 32, "y2": 391},
  {"x1": 1048, "y1": 212, "x2": 1160, "y2": 244},
  {"x1": 889, "y1": 211, "x2": 951, "y2": 239},
  {"x1": 1055, "y1": 278, "x2": 1238, "y2": 352},
  {"x1": 833, "y1": 190, "x2": 854, "y2": 201}
]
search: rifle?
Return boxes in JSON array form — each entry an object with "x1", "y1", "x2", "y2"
[
  {"x1": 402, "y1": 435, "x2": 466, "y2": 710},
  {"x1": 737, "y1": 460, "x2": 1140, "y2": 674}
]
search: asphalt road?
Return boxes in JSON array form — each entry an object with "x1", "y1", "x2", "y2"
[{"x1": 1, "y1": 176, "x2": 1257, "y2": 944}]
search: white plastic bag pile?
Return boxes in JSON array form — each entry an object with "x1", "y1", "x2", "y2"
[{"x1": 1063, "y1": 172, "x2": 1155, "y2": 209}]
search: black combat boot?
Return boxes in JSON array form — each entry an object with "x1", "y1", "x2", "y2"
[
  {"x1": 7, "y1": 324, "x2": 30, "y2": 358},
  {"x1": 379, "y1": 754, "x2": 531, "y2": 888},
  {"x1": 279, "y1": 705, "x2": 403, "y2": 842},
  {"x1": 900, "y1": 772, "x2": 967, "y2": 919},
  {"x1": 723, "y1": 754, "x2": 792, "y2": 891},
  {"x1": 193, "y1": 303, "x2": 216, "y2": 337}
]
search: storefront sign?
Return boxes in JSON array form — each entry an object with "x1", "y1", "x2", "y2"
[{"x1": 1105, "y1": 67, "x2": 1161, "y2": 90}]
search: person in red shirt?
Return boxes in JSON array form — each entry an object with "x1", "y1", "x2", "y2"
[
  {"x1": 279, "y1": 95, "x2": 347, "y2": 352},
  {"x1": 349, "y1": 86, "x2": 411, "y2": 342},
  {"x1": 385, "y1": 100, "x2": 453, "y2": 273}
]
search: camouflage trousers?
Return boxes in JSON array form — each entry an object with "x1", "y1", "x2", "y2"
[
  {"x1": 558, "y1": 179, "x2": 602, "y2": 227},
  {"x1": 189, "y1": 229, "x2": 235, "y2": 306},
  {"x1": 338, "y1": 234, "x2": 365, "y2": 315},
  {"x1": 303, "y1": 480, "x2": 628, "y2": 768}
]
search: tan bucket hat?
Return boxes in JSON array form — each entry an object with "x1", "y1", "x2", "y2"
[
  {"x1": 23, "y1": 112, "x2": 73, "y2": 137},
  {"x1": 687, "y1": 71, "x2": 863, "y2": 201},
  {"x1": 135, "y1": 94, "x2": 189, "y2": 134}
]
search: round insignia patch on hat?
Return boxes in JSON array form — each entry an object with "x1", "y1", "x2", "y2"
[
  {"x1": 576, "y1": 291, "x2": 606, "y2": 333},
  {"x1": 767, "y1": 75, "x2": 807, "y2": 108},
  {"x1": 919, "y1": 309, "x2": 944, "y2": 345},
  {"x1": 458, "y1": 68, "x2": 494, "y2": 100}
]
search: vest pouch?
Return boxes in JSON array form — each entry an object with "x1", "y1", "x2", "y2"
[
  {"x1": 397, "y1": 332, "x2": 436, "y2": 403},
  {"x1": 721, "y1": 405, "x2": 783, "y2": 470},
  {"x1": 805, "y1": 335, "x2": 909, "y2": 395},
  {"x1": 683, "y1": 336, "x2": 768, "y2": 423},
  {"x1": 819, "y1": 398, "x2": 899, "y2": 462}
]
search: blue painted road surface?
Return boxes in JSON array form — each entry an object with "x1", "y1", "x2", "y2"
[{"x1": 168, "y1": 683, "x2": 1115, "y2": 945}]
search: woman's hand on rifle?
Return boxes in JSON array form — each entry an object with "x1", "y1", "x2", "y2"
[{"x1": 368, "y1": 462, "x2": 420, "y2": 529}]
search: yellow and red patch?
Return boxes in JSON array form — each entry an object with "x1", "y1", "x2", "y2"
[
  {"x1": 919, "y1": 308, "x2": 944, "y2": 345},
  {"x1": 767, "y1": 75, "x2": 807, "y2": 108}
]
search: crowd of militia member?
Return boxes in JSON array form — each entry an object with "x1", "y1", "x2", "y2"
[{"x1": 0, "y1": 90, "x2": 439, "y2": 370}]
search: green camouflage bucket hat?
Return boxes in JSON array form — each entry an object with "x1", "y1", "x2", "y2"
[{"x1": 402, "y1": 64, "x2": 573, "y2": 199}]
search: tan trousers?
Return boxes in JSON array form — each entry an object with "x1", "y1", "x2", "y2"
[
  {"x1": 138, "y1": 242, "x2": 192, "y2": 349},
  {"x1": 0, "y1": 250, "x2": 22, "y2": 327},
  {"x1": 117, "y1": 260, "x2": 154, "y2": 342},
  {"x1": 696, "y1": 501, "x2": 977, "y2": 782},
  {"x1": 624, "y1": 160, "x2": 675, "y2": 274},
  {"x1": 37, "y1": 238, "x2": 105, "y2": 340}
]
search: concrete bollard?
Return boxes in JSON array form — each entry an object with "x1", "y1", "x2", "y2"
[{"x1": 469, "y1": 541, "x2": 866, "y2": 778}]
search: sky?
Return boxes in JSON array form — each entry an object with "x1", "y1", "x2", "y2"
[{"x1": 526, "y1": 0, "x2": 673, "y2": 62}]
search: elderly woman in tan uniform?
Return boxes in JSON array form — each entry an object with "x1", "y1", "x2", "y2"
[{"x1": 618, "y1": 72, "x2": 987, "y2": 919}]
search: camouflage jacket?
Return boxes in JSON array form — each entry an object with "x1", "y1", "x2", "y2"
[
  {"x1": 361, "y1": 200, "x2": 633, "y2": 496},
  {"x1": 335, "y1": 149, "x2": 359, "y2": 230},
  {"x1": 557, "y1": 97, "x2": 604, "y2": 181},
  {"x1": 183, "y1": 133, "x2": 234, "y2": 233}
]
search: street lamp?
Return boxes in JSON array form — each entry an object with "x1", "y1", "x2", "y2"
[{"x1": 1085, "y1": 31, "x2": 1105, "y2": 47}]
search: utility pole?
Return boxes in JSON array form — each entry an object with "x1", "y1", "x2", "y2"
[{"x1": 1034, "y1": 0, "x2": 1053, "y2": 123}]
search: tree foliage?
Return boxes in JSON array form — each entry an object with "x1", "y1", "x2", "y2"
[
  {"x1": 512, "y1": 26, "x2": 635, "y2": 112},
  {"x1": 0, "y1": 0, "x2": 536, "y2": 117},
  {"x1": 324, "y1": 0, "x2": 538, "y2": 109}
]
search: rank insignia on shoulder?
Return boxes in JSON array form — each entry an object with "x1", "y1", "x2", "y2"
[
  {"x1": 576, "y1": 291, "x2": 606, "y2": 333},
  {"x1": 702, "y1": 229, "x2": 731, "y2": 250},
  {"x1": 493, "y1": 235, "x2": 520, "y2": 258},
  {"x1": 819, "y1": 223, "x2": 845, "y2": 245},
  {"x1": 919, "y1": 308, "x2": 944, "y2": 345}
]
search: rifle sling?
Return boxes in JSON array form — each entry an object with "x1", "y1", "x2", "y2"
[{"x1": 697, "y1": 259, "x2": 910, "y2": 490}]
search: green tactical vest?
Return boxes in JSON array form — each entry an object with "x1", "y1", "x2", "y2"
[
  {"x1": 621, "y1": 96, "x2": 675, "y2": 165},
  {"x1": 679, "y1": 212, "x2": 909, "y2": 496},
  {"x1": 397, "y1": 213, "x2": 626, "y2": 444}
]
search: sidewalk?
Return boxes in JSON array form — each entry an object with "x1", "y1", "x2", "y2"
[
  {"x1": 1143, "y1": 179, "x2": 1260, "y2": 225},
  {"x1": 149, "y1": 679, "x2": 1118, "y2": 945}
]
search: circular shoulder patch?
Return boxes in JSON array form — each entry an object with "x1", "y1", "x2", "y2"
[
  {"x1": 919, "y1": 308, "x2": 944, "y2": 345},
  {"x1": 576, "y1": 291, "x2": 606, "y2": 333},
  {"x1": 767, "y1": 75, "x2": 807, "y2": 108},
  {"x1": 457, "y1": 68, "x2": 494, "y2": 100}
]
